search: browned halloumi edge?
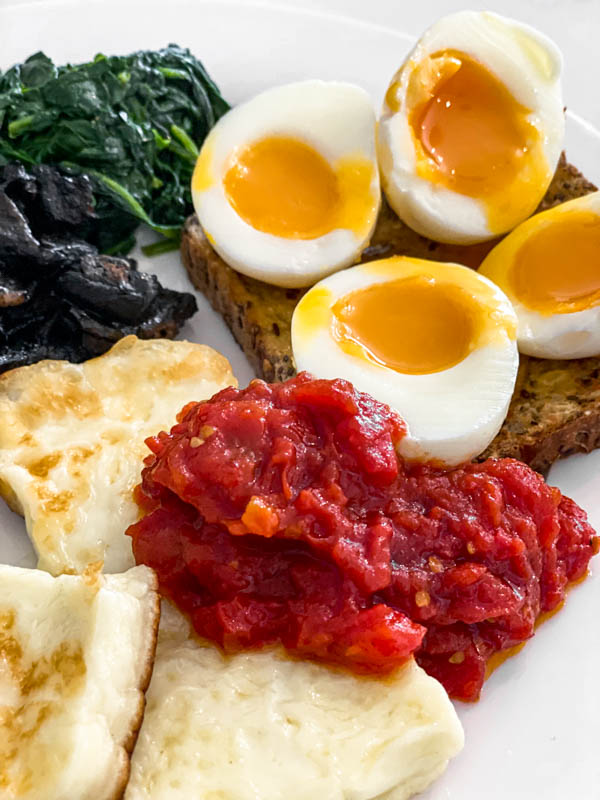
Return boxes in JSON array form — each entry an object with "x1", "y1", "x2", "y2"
[
  {"x1": 0, "y1": 564, "x2": 160, "y2": 800},
  {"x1": 108, "y1": 582, "x2": 160, "y2": 800},
  {"x1": 0, "y1": 336, "x2": 237, "y2": 575},
  {"x1": 181, "y1": 154, "x2": 599, "y2": 474}
]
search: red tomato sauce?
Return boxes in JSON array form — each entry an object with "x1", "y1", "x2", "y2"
[{"x1": 128, "y1": 373, "x2": 598, "y2": 700}]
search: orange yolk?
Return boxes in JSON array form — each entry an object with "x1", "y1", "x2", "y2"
[
  {"x1": 222, "y1": 136, "x2": 378, "y2": 241},
  {"x1": 510, "y1": 211, "x2": 600, "y2": 314},
  {"x1": 332, "y1": 275, "x2": 478, "y2": 374},
  {"x1": 409, "y1": 51, "x2": 539, "y2": 200},
  {"x1": 223, "y1": 136, "x2": 340, "y2": 239}
]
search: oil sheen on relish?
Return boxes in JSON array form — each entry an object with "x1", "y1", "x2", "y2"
[{"x1": 128, "y1": 374, "x2": 598, "y2": 701}]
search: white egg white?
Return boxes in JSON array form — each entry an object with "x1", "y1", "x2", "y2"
[
  {"x1": 291, "y1": 258, "x2": 519, "y2": 466},
  {"x1": 377, "y1": 11, "x2": 565, "y2": 244},
  {"x1": 479, "y1": 191, "x2": 600, "y2": 359},
  {"x1": 192, "y1": 81, "x2": 380, "y2": 288}
]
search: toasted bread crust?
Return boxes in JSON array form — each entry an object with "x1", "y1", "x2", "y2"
[
  {"x1": 182, "y1": 220, "x2": 299, "y2": 383},
  {"x1": 181, "y1": 155, "x2": 599, "y2": 473},
  {"x1": 481, "y1": 356, "x2": 600, "y2": 473}
]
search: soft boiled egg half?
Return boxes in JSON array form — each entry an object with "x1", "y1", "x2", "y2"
[
  {"x1": 191, "y1": 81, "x2": 380, "y2": 288},
  {"x1": 377, "y1": 11, "x2": 564, "y2": 244},
  {"x1": 292, "y1": 256, "x2": 519, "y2": 465},
  {"x1": 479, "y1": 191, "x2": 600, "y2": 359}
]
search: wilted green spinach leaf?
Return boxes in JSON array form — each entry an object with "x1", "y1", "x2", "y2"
[{"x1": 0, "y1": 45, "x2": 229, "y2": 253}]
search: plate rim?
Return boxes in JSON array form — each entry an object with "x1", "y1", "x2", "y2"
[{"x1": 0, "y1": 4, "x2": 598, "y2": 799}]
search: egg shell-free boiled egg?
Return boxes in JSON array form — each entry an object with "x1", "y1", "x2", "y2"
[
  {"x1": 292, "y1": 256, "x2": 519, "y2": 466},
  {"x1": 479, "y1": 191, "x2": 600, "y2": 359},
  {"x1": 191, "y1": 81, "x2": 380, "y2": 288},
  {"x1": 377, "y1": 11, "x2": 564, "y2": 245}
]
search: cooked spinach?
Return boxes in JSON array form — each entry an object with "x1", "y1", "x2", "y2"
[{"x1": 0, "y1": 45, "x2": 229, "y2": 254}]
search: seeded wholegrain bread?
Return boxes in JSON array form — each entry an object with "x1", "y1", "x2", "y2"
[
  {"x1": 181, "y1": 154, "x2": 599, "y2": 473},
  {"x1": 480, "y1": 356, "x2": 600, "y2": 470}
]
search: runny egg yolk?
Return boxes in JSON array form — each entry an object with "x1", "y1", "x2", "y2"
[
  {"x1": 407, "y1": 51, "x2": 546, "y2": 229},
  {"x1": 510, "y1": 211, "x2": 600, "y2": 314},
  {"x1": 223, "y1": 136, "x2": 376, "y2": 240},
  {"x1": 332, "y1": 275, "x2": 479, "y2": 374}
]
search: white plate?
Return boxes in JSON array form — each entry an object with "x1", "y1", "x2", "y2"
[{"x1": 1, "y1": 2, "x2": 599, "y2": 797}]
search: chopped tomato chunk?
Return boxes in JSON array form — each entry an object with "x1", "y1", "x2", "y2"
[{"x1": 128, "y1": 373, "x2": 597, "y2": 700}]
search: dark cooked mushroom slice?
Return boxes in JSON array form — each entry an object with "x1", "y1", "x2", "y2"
[
  {"x1": 135, "y1": 288, "x2": 198, "y2": 339},
  {"x1": 0, "y1": 163, "x2": 198, "y2": 372},
  {"x1": 0, "y1": 193, "x2": 42, "y2": 263},
  {"x1": 68, "y1": 306, "x2": 130, "y2": 355},
  {"x1": 0, "y1": 269, "x2": 32, "y2": 307},
  {"x1": 0, "y1": 340, "x2": 88, "y2": 373},
  {"x1": 56, "y1": 253, "x2": 161, "y2": 324},
  {"x1": 0, "y1": 289, "x2": 87, "y2": 370},
  {"x1": 1, "y1": 289, "x2": 66, "y2": 343},
  {"x1": 69, "y1": 285, "x2": 197, "y2": 354},
  {"x1": 0, "y1": 162, "x2": 96, "y2": 236},
  {"x1": 33, "y1": 164, "x2": 96, "y2": 231},
  {"x1": 0, "y1": 163, "x2": 37, "y2": 200}
]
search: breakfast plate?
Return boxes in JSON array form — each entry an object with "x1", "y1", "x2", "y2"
[{"x1": 1, "y1": 1, "x2": 599, "y2": 797}]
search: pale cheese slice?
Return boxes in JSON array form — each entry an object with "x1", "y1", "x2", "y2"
[
  {"x1": 0, "y1": 334, "x2": 463, "y2": 800},
  {"x1": 0, "y1": 563, "x2": 159, "y2": 800},
  {"x1": 0, "y1": 336, "x2": 236, "y2": 575},
  {"x1": 127, "y1": 602, "x2": 464, "y2": 800}
]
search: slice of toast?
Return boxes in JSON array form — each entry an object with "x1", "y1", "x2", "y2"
[
  {"x1": 181, "y1": 154, "x2": 599, "y2": 474},
  {"x1": 126, "y1": 601, "x2": 463, "y2": 800},
  {"x1": 0, "y1": 563, "x2": 159, "y2": 800},
  {"x1": 0, "y1": 336, "x2": 236, "y2": 575}
]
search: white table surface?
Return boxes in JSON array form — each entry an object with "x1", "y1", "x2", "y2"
[{"x1": 2, "y1": 0, "x2": 598, "y2": 132}]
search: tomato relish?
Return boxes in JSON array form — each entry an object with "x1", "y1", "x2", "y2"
[{"x1": 128, "y1": 373, "x2": 598, "y2": 700}]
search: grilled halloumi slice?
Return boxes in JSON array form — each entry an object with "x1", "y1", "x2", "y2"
[
  {"x1": 0, "y1": 336, "x2": 236, "y2": 575},
  {"x1": 127, "y1": 602, "x2": 464, "y2": 800},
  {"x1": 0, "y1": 335, "x2": 463, "y2": 799},
  {"x1": 0, "y1": 563, "x2": 159, "y2": 800}
]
